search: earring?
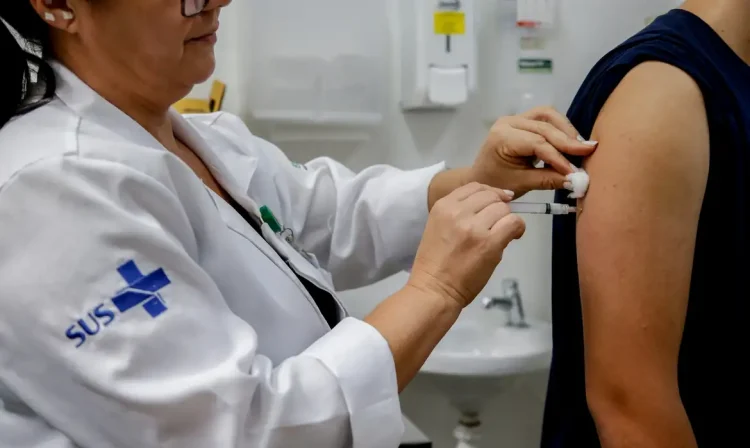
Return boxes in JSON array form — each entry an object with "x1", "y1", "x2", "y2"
[
  {"x1": 44, "y1": 12, "x2": 56, "y2": 22},
  {"x1": 61, "y1": 11, "x2": 74, "y2": 20}
]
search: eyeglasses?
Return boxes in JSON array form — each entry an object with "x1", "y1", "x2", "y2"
[{"x1": 182, "y1": 0, "x2": 209, "y2": 17}]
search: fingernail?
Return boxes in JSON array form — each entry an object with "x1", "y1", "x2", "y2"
[
  {"x1": 564, "y1": 181, "x2": 574, "y2": 191},
  {"x1": 577, "y1": 135, "x2": 598, "y2": 146},
  {"x1": 569, "y1": 163, "x2": 580, "y2": 173},
  {"x1": 503, "y1": 189, "x2": 515, "y2": 199},
  {"x1": 44, "y1": 12, "x2": 55, "y2": 21}
]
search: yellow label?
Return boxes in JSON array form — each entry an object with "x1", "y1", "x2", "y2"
[{"x1": 434, "y1": 11, "x2": 465, "y2": 35}]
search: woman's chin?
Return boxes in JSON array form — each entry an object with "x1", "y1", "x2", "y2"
[{"x1": 184, "y1": 56, "x2": 217, "y2": 85}]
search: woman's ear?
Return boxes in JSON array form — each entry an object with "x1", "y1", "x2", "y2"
[{"x1": 29, "y1": 0, "x2": 77, "y2": 32}]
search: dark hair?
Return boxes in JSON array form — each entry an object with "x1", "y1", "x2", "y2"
[{"x1": 0, "y1": 2, "x2": 56, "y2": 129}]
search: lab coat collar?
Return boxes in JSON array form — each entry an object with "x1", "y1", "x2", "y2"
[
  {"x1": 52, "y1": 61, "x2": 165, "y2": 151},
  {"x1": 51, "y1": 60, "x2": 264, "y2": 222},
  {"x1": 170, "y1": 110, "x2": 264, "y2": 220}
]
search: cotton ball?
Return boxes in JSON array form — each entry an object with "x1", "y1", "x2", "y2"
[{"x1": 565, "y1": 169, "x2": 590, "y2": 199}]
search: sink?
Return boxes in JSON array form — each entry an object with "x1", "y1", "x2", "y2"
[
  {"x1": 410, "y1": 292, "x2": 553, "y2": 447},
  {"x1": 418, "y1": 315, "x2": 553, "y2": 414},
  {"x1": 422, "y1": 318, "x2": 552, "y2": 377}
]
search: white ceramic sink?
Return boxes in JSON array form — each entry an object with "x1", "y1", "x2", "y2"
[
  {"x1": 417, "y1": 314, "x2": 553, "y2": 414},
  {"x1": 422, "y1": 318, "x2": 553, "y2": 377}
]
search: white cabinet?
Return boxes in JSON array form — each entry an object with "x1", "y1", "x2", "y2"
[{"x1": 246, "y1": 0, "x2": 388, "y2": 128}]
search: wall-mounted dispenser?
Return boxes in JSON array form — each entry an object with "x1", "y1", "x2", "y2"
[{"x1": 400, "y1": 0, "x2": 477, "y2": 110}]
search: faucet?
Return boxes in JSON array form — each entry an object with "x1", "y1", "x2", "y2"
[{"x1": 481, "y1": 278, "x2": 529, "y2": 328}]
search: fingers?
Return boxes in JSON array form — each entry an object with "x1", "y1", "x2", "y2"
[
  {"x1": 561, "y1": 138, "x2": 598, "y2": 157},
  {"x1": 462, "y1": 189, "x2": 507, "y2": 214},
  {"x1": 467, "y1": 196, "x2": 524, "y2": 250},
  {"x1": 448, "y1": 181, "x2": 485, "y2": 201},
  {"x1": 521, "y1": 106, "x2": 579, "y2": 139},
  {"x1": 490, "y1": 214, "x2": 527, "y2": 249},
  {"x1": 518, "y1": 107, "x2": 598, "y2": 157},
  {"x1": 510, "y1": 117, "x2": 596, "y2": 158},
  {"x1": 450, "y1": 182, "x2": 514, "y2": 203},
  {"x1": 475, "y1": 201, "x2": 512, "y2": 230},
  {"x1": 504, "y1": 128, "x2": 574, "y2": 175},
  {"x1": 512, "y1": 116, "x2": 573, "y2": 148},
  {"x1": 533, "y1": 141, "x2": 578, "y2": 175},
  {"x1": 520, "y1": 167, "x2": 569, "y2": 191}
]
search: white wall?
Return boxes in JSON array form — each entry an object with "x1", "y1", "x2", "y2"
[{"x1": 195, "y1": 0, "x2": 679, "y2": 446}]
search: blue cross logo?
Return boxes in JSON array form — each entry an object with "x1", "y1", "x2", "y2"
[{"x1": 112, "y1": 260, "x2": 171, "y2": 318}]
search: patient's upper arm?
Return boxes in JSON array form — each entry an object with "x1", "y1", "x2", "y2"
[{"x1": 577, "y1": 62, "x2": 709, "y2": 423}]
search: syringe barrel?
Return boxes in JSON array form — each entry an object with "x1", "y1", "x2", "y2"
[
  {"x1": 509, "y1": 202, "x2": 548, "y2": 214},
  {"x1": 509, "y1": 202, "x2": 576, "y2": 215}
]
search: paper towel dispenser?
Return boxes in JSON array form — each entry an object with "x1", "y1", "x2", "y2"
[{"x1": 399, "y1": 0, "x2": 477, "y2": 110}]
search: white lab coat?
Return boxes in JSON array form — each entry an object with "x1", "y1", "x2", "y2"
[{"x1": 0, "y1": 63, "x2": 445, "y2": 448}]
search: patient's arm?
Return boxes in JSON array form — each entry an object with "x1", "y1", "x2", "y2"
[{"x1": 577, "y1": 61, "x2": 709, "y2": 448}]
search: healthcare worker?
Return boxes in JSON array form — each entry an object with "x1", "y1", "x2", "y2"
[{"x1": 0, "y1": 1, "x2": 596, "y2": 447}]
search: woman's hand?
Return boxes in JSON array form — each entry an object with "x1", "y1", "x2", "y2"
[
  {"x1": 366, "y1": 183, "x2": 522, "y2": 391},
  {"x1": 407, "y1": 182, "x2": 525, "y2": 309},
  {"x1": 470, "y1": 106, "x2": 597, "y2": 198}
]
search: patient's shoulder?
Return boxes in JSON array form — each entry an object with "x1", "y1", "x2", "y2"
[
  {"x1": 593, "y1": 61, "x2": 708, "y2": 157},
  {"x1": 603, "y1": 60, "x2": 705, "y2": 109},
  {"x1": 584, "y1": 60, "x2": 710, "y2": 215}
]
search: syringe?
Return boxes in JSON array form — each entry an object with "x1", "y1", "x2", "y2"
[{"x1": 509, "y1": 202, "x2": 577, "y2": 215}]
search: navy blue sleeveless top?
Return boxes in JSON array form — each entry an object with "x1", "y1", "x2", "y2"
[{"x1": 542, "y1": 10, "x2": 750, "y2": 447}]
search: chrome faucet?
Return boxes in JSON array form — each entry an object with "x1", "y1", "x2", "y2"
[{"x1": 481, "y1": 278, "x2": 529, "y2": 328}]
